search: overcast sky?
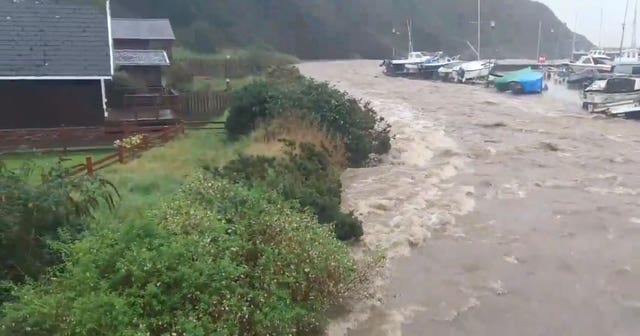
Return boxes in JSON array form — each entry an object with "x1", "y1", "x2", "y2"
[{"x1": 536, "y1": 0, "x2": 638, "y2": 47}]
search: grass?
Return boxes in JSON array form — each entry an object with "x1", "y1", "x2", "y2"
[
  {"x1": 94, "y1": 129, "x2": 248, "y2": 222},
  {"x1": 192, "y1": 75, "x2": 260, "y2": 92},
  {"x1": 174, "y1": 47, "x2": 299, "y2": 64},
  {"x1": 0, "y1": 149, "x2": 115, "y2": 171},
  {"x1": 245, "y1": 115, "x2": 348, "y2": 168}
]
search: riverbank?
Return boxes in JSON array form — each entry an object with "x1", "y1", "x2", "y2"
[{"x1": 300, "y1": 61, "x2": 640, "y2": 336}]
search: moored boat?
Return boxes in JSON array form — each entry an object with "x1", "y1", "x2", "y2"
[
  {"x1": 582, "y1": 77, "x2": 640, "y2": 111},
  {"x1": 494, "y1": 67, "x2": 544, "y2": 94},
  {"x1": 569, "y1": 54, "x2": 614, "y2": 73},
  {"x1": 438, "y1": 60, "x2": 465, "y2": 81},
  {"x1": 451, "y1": 60, "x2": 495, "y2": 83}
]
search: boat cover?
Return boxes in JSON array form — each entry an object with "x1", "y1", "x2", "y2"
[{"x1": 494, "y1": 67, "x2": 544, "y2": 93}]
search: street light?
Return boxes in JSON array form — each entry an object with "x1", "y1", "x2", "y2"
[
  {"x1": 392, "y1": 28, "x2": 401, "y2": 58},
  {"x1": 224, "y1": 55, "x2": 230, "y2": 80},
  {"x1": 469, "y1": 19, "x2": 496, "y2": 59}
]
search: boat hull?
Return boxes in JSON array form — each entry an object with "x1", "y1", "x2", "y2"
[{"x1": 570, "y1": 64, "x2": 612, "y2": 73}]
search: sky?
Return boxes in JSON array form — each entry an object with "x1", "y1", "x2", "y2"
[{"x1": 536, "y1": 0, "x2": 637, "y2": 47}]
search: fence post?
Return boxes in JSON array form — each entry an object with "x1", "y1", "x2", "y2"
[
  {"x1": 85, "y1": 156, "x2": 94, "y2": 176},
  {"x1": 117, "y1": 146, "x2": 125, "y2": 164}
]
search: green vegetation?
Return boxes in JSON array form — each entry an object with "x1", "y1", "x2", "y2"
[
  {"x1": 0, "y1": 163, "x2": 118, "y2": 298},
  {"x1": 166, "y1": 47, "x2": 298, "y2": 94},
  {"x1": 0, "y1": 68, "x2": 387, "y2": 335},
  {"x1": 0, "y1": 149, "x2": 114, "y2": 172},
  {"x1": 108, "y1": 0, "x2": 592, "y2": 60},
  {"x1": 226, "y1": 69, "x2": 391, "y2": 167},
  {"x1": 212, "y1": 141, "x2": 363, "y2": 241},
  {"x1": 1, "y1": 177, "x2": 355, "y2": 335},
  {"x1": 96, "y1": 130, "x2": 246, "y2": 221}
]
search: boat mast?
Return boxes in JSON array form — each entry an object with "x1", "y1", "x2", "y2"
[
  {"x1": 620, "y1": 0, "x2": 631, "y2": 55},
  {"x1": 536, "y1": 21, "x2": 543, "y2": 60},
  {"x1": 632, "y1": 0, "x2": 638, "y2": 49},
  {"x1": 599, "y1": 8, "x2": 604, "y2": 48},
  {"x1": 572, "y1": 12, "x2": 578, "y2": 59},
  {"x1": 407, "y1": 19, "x2": 413, "y2": 54},
  {"x1": 477, "y1": 0, "x2": 481, "y2": 60}
]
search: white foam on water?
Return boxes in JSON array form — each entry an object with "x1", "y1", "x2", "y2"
[{"x1": 325, "y1": 95, "x2": 474, "y2": 335}]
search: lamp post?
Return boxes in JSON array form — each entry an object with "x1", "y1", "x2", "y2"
[
  {"x1": 468, "y1": 19, "x2": 495, "y2": 60},
  {"x1": 392, "y1": 28, "x2": 401, "y2": 58},
  {"x1": 224, "y1": 55, "x2": 230, "y2": 80}
]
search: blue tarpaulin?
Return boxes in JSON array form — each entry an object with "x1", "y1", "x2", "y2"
[{"x1": 494, "y1": 68, "x2": 544, "y2": 94}]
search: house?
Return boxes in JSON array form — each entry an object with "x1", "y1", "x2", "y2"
[
  {"x1": 111, "y1": 18, "x2": 175, "y2": 88},
  {"x1": 106, "y1": 17, "x2": 181, "y2": 123},
  {"x1": 0, "y1": 0, "x2": 112, "y2": 130},
  {"x1": 111, "y1": 18, "x2": 175, "y2": 59}
]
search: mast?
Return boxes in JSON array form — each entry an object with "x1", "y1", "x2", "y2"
[
  {"x1": 620, "y1": 0, "x2": 631, "y2": 55},
  {"x1": 536, "y1": 21, "x2": 543, "y2": 60},
  {"x1": 633, "y1": 0, "x2": 638, "y2": 49},
  {"x1": 407, "y1": 19, "x2": 413, "y2": 54},
  {"x1": 477, "y1": 0, "x2": 481, "y2": 60},
  {"x1": 572, "y1": 12, "x2": 578, "y2": 59},
  {"x1": 599, "y1": 8, "x2": 604, "y2": 48}
]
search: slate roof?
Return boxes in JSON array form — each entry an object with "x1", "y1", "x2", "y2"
[
  {"x1": 0, "y1": 0, "x2": 112, "y2": 78},
  {"x1": 111, "y1": 18, "x2": 176, "y2": 40},
  {"x1": 114, "y1": 49, "x2": 170, "y2": 66}
]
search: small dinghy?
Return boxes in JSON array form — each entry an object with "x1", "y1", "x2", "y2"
[{"x1": 494, "y1": 67, "x2": 544, "y2": 94}]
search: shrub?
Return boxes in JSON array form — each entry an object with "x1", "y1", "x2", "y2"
[
  {"x1": 265, "y1": 65, "x2": 305, "y2": 87},
  {"x1": 1, "y1": 177, "x2": 356, "y2": 335},
  {"x1": 225, "y1": 74, "x2": 391, "y2": 167},
  {"x1": 211, "y1": 141, "x2": 363, "y2": 241},
  {"x1": 166, "y1": 62, "x2": 194, "y2": 92},
  {"x1": 225, "y1": 81, "x2": 282, "y2": 137},
  {"x1": 247, "y1": 114, "x2": 348, "y2": 168},
  {"x1": 0, "y1": 163, "x2": 118, "y2": 294}
]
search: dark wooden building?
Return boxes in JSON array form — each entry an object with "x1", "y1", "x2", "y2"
[
  {"x1": 0, "y1": 0, "x2": 112, "y2": 130},
  {"x1": 114, "y1": 50, "x2": 171, "y2": 87},
  {"x1": 111, "y1": 18, "x2": 176, "y2": 60}
]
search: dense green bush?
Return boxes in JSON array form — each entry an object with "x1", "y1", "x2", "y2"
[
  {"x1": 1, "y1": 177, "x2": 356, "y2": 336},
  {"x1": 211, "y1": 141, "x2": 363, "y2": 241},
  {"x1": 225, "y1": 68, "x2": 391, "y2": 167},
  {"x1": 225, "y1": 81, "x2": 283, "y2": 137},
  {"x1": 0, "y1": 163, "x2": 118, "y2": 294}
]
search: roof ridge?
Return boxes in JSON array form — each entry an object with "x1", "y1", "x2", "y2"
[{"x1": 112, "y1": 18, "x2": 170, "y2": 21}]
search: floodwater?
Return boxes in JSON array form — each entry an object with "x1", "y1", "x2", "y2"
[{"x1": 298, "y1": 61, "x2": 640, "y2": 336}]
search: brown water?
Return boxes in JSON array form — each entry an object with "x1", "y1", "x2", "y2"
[{"x1": 298, "y1": 61, "x2": 640, "y2": 336}]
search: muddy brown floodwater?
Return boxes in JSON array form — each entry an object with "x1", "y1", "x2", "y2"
[{"x1": 298, "y1": 61, "x2": 640, "y2": 336}]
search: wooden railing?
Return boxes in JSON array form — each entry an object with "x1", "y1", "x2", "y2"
[
  {"x1": 121, "y1": 91, "x2": 183, "y2": 120},
  {"x1": 182, "y1": 91, "x2": 229, "y2": 121},
  {"x1": 71, "y1": 124, "x2": 185, "y2": 176}
]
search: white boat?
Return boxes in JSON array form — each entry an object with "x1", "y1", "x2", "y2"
[
  {"x1": 603, "y1": 102, "x2": 640, "y2": 119},
  {"x1": 614, "y1": 49, "x2": 640, "y2": 74},
  {"x1": 438, "y1": 60, "x2": 465, "y2": 81},
  {"x1": 570, "y1": 54, "x2": 614, "y2": 73},
  {"x1": 391, "y1": 51, "x2": 440, "y2": 65},
  {"x1": 614, "y1": 2, "x2": 640, "y2": 74},
  {"x1": 451, "y1": 60, "x2": 495, "y2": 83},
  {"x1": 582, "y1": 77, "x2": 640, "y2": 111},
  {"x1": 385, "y1": 51, "x2": 442, "y2": 74}
]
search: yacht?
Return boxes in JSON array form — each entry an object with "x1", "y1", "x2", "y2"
[
  {"x1": 570, "y1": 53, "x2": 614, "y2": 73},
  {"x1": 451, "y1": 60, "x2": 495, "y2": 83},
  {"x1": 614, "y1": 49, "x2": 640, "y2": 74}
]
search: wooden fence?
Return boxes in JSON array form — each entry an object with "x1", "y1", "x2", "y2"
[
  {"x1": 71, "y1": 124, "x2": 185, "y2": 176},
  {"x1": 182, "y1": 91, "x2": 230, "y2": 121}
]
